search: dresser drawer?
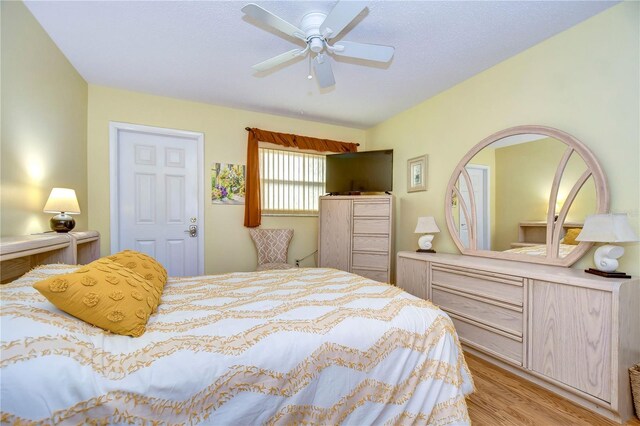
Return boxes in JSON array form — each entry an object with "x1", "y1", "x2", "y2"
[
  {"x1": 431, "y1": 265, "x2": 523, "y2": 305},
  {"x1": 352, "y1": 252, "x2": 389, "y2": 270},
  {"x1": 353, "y1": 218, "x2": 389, "y2": 234},
  {"x1": 353, "y1": 202, "x2": 390, "y2": 217},
  {"x1": 352, "y1": 268, "x2": 388, "y2": 283},
  {"x1": 450, "y1": 315, "x2": 523, "y2": 366},
  {"x1": 432, "y1": 287, "x2": 523, "y2": 336},
  {"x1": 353, "y1": 235, "x2": 388, "y2": 252}
]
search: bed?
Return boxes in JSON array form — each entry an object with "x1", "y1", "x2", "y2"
[
  {"x1": 503, "y1": 243, "x2": 577, "y2": 257},
  {"x1": 0, "y1": 262, "x2": 473, "y2": 425}
]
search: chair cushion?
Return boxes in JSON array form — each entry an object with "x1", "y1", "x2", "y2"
[{"x1": 249, "y1": 228, "x2": 293, "y2": 265}]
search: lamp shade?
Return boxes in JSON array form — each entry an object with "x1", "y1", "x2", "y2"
[
  {"x1": 576, "y1": 213, "x2": 639, "y2": 243},
  {"x1": 415, "y1": 216, "x2": 440, "y2": 234},
  {"x1": 43, "y1": 188, "x2": 81, "y2": 214}
]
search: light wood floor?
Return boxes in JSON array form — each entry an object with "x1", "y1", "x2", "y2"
[{"x1": 465, "y1": 353, "x2": 640, "y2": 426}]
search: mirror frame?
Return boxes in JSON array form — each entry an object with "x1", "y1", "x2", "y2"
[{"x1": 444, "y1": 125, "x2": 610, "y2": 267}]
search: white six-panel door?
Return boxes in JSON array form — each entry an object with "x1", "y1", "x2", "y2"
[
  {"x1": 110, "y1": 122, "x2": 204, "y2": 276},
  {"x1": 459, "y1": 165, "x2": 490, "y2": 250}
]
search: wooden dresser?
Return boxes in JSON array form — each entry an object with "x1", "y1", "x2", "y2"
[
  {"x1": 0, "y1": 231, "x2": 101, "y2": 283},
  {"x1": 396, "y1": 251, "x2": 639, "y2": 423},
  {"x1": 318, "y1": 195, "x2": 393, "y2": 283}
]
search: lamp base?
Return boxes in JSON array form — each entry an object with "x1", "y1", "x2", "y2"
[
  {"x1": 50, "y1": 213, "x2": 76, "y2": 233},
  {"x1": 585, "y1": 268, "x2": 631, "y2": 279},
  {"x1": 418, "y1": 234, "x2": 435, "y2": 251},
  {"x1": 416, "y1": 249, "x2": 436, "y2": 253},
  {"x1": 592, "y1": 244, "x2": 624, "y2": 272}
]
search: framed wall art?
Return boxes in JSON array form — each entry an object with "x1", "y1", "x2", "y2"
[
  {"x1": 211, "y1": 162, "x2": 246, "y2": 204},
  {"x1": 407, "y1": 155, "x2": 428, "y2": 192}
]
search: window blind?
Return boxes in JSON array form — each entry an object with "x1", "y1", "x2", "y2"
[{"x1": 259, "y1": 147, "x2": 326, "y2": 215}]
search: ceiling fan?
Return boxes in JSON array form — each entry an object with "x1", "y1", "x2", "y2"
[{"x1": 241, "y1": 1, "x2": 395, "y2": 88}]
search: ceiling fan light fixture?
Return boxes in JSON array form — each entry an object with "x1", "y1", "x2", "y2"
[
  {"x1": 242, "y1": 2, "x2": 395, "y2": 88},
  {"x1": 308, "y1": 36, "x2": 324, "y2": 53}
]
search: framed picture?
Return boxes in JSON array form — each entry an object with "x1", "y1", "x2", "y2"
[
  {"x1": 407, "y1": 155, "x2": 428, "y2": 192},
  {"x1": 211, "y1": 162, "x2": 246, "y2": 204}
]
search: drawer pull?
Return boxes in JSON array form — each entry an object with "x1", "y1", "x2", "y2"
[
  {"x1": 432, "y1": 284, "x2": 523, "y2": 312},
  {"x1": 448, "y1": 313, "x2": 523, "y2": 366},
  {"x1": 446, "y1": 311, "x2": 522, "y2": 342},
  {"x1": 353, "y1": 202, "x2": 390, "y2": 218},
  {"x1": 440, "y1": 305, "x2": 522, "y2": 338},
  {"x1": 432, "y1": 264, "x2": 522, "y2": 286},
  {"x1": 432, "y1": 281, "x2": 523, "y2": 307},
  {"x1": 352, "y1": 252, "x2": 389, "y2": 269},
  {"x1": 353, "y1": 219, "x2": 390, "y2": 234},
  {"x1": 352, "y1": 235, "x2": 388, "y2": 252},
  {"x1": 352, "y1": 268, "x2": 388, "y2": 282}
]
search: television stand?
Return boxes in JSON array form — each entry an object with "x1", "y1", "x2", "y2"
[
  {"x1": 325, "y1": 191, "x2": 392, "y2": 196},
  {"x1": 319, "y1": 194, "x2": 394, "y2": 283}
]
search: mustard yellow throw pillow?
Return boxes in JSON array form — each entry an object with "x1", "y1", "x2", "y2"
[
  {"x1": 562, "y1": 228, "x2": 582, "y2": 245},
  {"x1": 108, "y1": 250, "x2": 168, "y2": 293},
  {"x1": 33, "y1": 258, "x2": 161, "y2": 337}
]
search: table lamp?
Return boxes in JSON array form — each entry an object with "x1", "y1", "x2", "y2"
[
  {"x1": 576, "y1": 213, "x2": 638, "y2": 278},
  {"x1": 415, "y1": 216, "x2": 440, "y2": 253},
  {"x1": 43, "y1": 188, "x2": 81, "y2": 232}
]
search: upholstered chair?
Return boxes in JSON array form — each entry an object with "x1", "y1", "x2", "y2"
[{"x1": 248, "y1": 228, "x2": 294, "y2": 271}]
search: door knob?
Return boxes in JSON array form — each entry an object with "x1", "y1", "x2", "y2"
[{"x1": 184, "y1": 225, "x2": 198, "y2": 237}]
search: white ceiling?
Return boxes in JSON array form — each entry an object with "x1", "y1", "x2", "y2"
[{"x1": 24, "y1": 0, "x2": 617, "y2": 129}]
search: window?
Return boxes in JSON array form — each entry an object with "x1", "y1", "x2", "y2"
[{"x1": 259, "y1": 147, "x2": 326, "y2": 215}]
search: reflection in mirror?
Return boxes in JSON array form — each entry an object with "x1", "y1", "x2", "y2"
[
  {"x1": 445, "y1": 125, "x2": 609, "y2": 267},
  {"x1": 450, "y1": 134, "x2": 597, "y2": 258}
]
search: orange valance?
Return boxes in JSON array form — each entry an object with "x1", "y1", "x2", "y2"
[{"x1": 244, "y1": 127, "x2": 359, "y2": 228}]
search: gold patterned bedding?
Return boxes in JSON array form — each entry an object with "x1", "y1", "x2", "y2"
[{"x1": 1, "y1": 265, "x2": 473, "y2": 425}]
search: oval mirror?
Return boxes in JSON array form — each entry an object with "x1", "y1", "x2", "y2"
[{"x1": 445, "y1": 125, "x2": 609, "y2": 267}]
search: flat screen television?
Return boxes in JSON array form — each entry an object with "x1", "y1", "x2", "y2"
[{"x1": 325, "y1": 149, "x2": 393, "y2": 194}]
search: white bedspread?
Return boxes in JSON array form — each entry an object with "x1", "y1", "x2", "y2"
[
  {"x1": 1, "y1": 265, "x2": 473, "y2": 425},
  {"x1": 503, "y1": 243, "x2": 576, "y2": 257}
]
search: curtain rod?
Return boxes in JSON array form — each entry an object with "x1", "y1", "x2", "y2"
[{"x1": 244, "y1": 127, "x2": 360, "y2": 146}]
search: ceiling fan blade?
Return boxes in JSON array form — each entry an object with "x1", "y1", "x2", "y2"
[
  {"x1": 332, "y1": 41, "x2": 394, "y2": 62},
  {"x1": 242, "y1": 3, "x2": 306, "y2": 41},
  {"x1": 320, "y1": 1, "x2": 366, "y2": 40},
  {"x1": 252, "y1": 49, "x2": 304, "y2": 72},
  {"x1": 313, "y1": 54, "x2": 336, "y2": 88}
]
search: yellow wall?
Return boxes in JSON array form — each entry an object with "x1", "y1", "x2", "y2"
[
  {"x1": 366, "y1": 2, "x2": 639, "y2": 275},
  {"x1": 493, "y1": 138, "x2": 597, "y2": 251},
  {"x1": 87, "y1": 86, "x2": 365, "y2": 274},
  {"x1": 1, "y1": 1, "x2": 88, "y2": 236},
  {"x1": 4, "y1": 1, "x2": 638, "y2": 276}
]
